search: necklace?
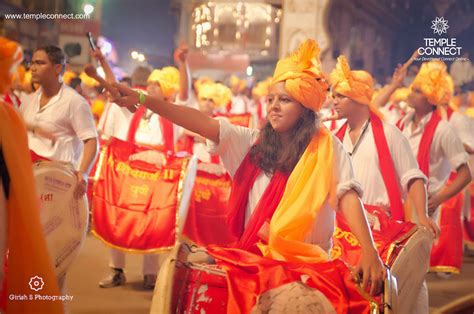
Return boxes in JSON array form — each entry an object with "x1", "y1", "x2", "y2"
[{"x1": 348, "y1": 119, "x2": 370, "y2": 157}]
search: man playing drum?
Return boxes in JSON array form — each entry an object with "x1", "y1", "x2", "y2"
[
  {"x1": 20, "y1": 45, "x2": 99, "y2": 199},
  {"x1": 398, "y1": 60, "x2": 472, "y2": 312},
  {"x1": 19, "y1": 45, "x2": 99, "y2": 291},
  {"x1": 330, "y1": 55, "x2": 439, "y2": 313}
]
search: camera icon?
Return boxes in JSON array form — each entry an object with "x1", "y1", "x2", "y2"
[{"x1": 29, "y1": 276, "x2": 45, "y2": 291}]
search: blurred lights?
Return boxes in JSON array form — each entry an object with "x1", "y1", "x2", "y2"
[
  {"x1": 192, "y1": 2, "x2": 282, "y2": 55},
  {"x1": 246, "y1": 66, "x2": 253, "y2": 76},
  {"x1": 84, "y1": 4, "x2": 94, "y2": 15},
  {"x1": 131, "y1": 51, "x2": 146, "y2": 62}
]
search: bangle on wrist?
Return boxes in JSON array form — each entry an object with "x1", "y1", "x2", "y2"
[{"x1": 138, "y1": 90, "x2": 146, "y2": 105}]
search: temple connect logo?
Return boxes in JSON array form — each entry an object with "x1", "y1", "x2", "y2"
[{"x1": 431, "y1": 17, "x2": 449, "y2": 36}]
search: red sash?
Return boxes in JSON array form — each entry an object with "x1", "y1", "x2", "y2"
[
  {"x1": 398, "y1": 111, "x2": 441, "y2": 178},
  {"x1": 336, "y1": 112, "x2": 404, "y2": 220},
  {"x1": 226, "y1": 152, "x2": 289, "y2": 253},
  {"x1": 127, "y1": 105, "x2": 175, "y2": 152}
]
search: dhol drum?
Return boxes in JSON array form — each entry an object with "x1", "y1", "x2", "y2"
[
  {"x1": 33, "y1": 161, "x2": 89, "y2": 279},
  {"x1": 384, "y1": 226, "x2": 432, "y2": 314},
  {"x1": 151, "y1": 243, "x2": 399, "y2": 314}
]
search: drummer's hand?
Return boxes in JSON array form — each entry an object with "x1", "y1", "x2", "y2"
[
  {"x1": 355, "y1": 247, "x2": 385, "y2": 296},
  {"x1": 419, "y1": 216, "x2": 440, "y2": 239},
  {"x1": 427, "y1": 193, "x2": 442, "y2": 216},
  {"x1": 74, "y1": 171, "x2": 88, "y2": 199},
  {"x1": 110, "y1": 82, "x2": 140, "y2": 110}
]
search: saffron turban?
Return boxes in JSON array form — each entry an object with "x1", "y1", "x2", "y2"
[
  {"x1": 147, "y1": 66, "x2": 180, "y2": 99},
  {"x1": 330, "y1": 55, "x2": 383, "y2": 118},
  {"x1": 272, "y1": 39, "x2": 329, "y2": 112}
]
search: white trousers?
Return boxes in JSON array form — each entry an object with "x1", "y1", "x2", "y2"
[{"x1": 109, "y1": 248, "x2": 159, "y2": 276}]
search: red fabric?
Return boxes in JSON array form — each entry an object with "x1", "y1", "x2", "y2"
[
  {"x1": 333, "y1": 204, "x2": 416, "y2": 267},
  {"x1": 207, "y1": 246, "x2": 376, "y2": 314},
  {"x1": 416, "y1": 111, "x2": 441, "y2": 177},
  {"x1": 226, "y1": 153, "x2": 289, "y2": 254},
  {"x1": 92, "y1": 137, "x2": 185, "y2": 251},
  {"x1": 335, "y1": 113, "x2": 405, "y2": 220},
  {"x1": 3, "y1": 92, "x2": 21, "y2": 109},
  {"x1": 30, "y1": 150, "x2": 50, "y2": 162},
  {"x1": 126, "y1": 105, "x2": 175, "y2": 152},
  {"x1": 430, "y1": 177, "x2": 464, "y2": 272},
  {"x1": 183, "y1": 170, "x2": 236, "y2": 246}
]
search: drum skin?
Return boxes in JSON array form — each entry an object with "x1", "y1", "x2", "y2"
[{"x1": 33, "y1": 161, "x2": 89, "y2": 279}]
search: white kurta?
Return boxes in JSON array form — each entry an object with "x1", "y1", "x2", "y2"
[
  {"x1": 21, "y1": 84, "x2": 98, "y2": 168},
  {"x1": 340, "y1": 120, "x2": 426, "y2": 211},
  {"x1": 400, "y1": 112, "x2": 468, "y2": 195},
  {"x1": 448, "y1": 111, "x2": 474, "y2": 151},
  {"x1": 207, "y1": 118, "x2": 362, "y2": 252}
]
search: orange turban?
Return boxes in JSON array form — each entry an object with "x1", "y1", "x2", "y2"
[
  {"x1": 197, "y1": 82, "x2": 232, "y2": 108},
  {"x1": 0, "y1": 37, "x2": 23, "y2": 93},
  {"x1": 272, "y1": 39, "x2": 329, "y2": 112},
  {"x1": 80, "y1": 71, "x2": 100, "y2": 88},
  {"x1": 147, "y1": 66, "x2": 180, "y2": 99},
  {"x1": 330, "y1": 55, "x2": 383, "y2": 118},
  {"x1": 62, "y1": 70, "x2": 77, "y2": 85},
  {"x1": 229, "y1": 75, "x2": 247, "y2": 92},
  {"x1": 252, "y1": 76, "x2": 272, "y2": 98},
  {"x1": 411, "y1": 61, "x2": 453, "y2": 106},
  {"x1": 390, "y1": 87, "x2": 411, "y2": 103}
]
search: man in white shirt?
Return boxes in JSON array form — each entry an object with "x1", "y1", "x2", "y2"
[
  {"x1": 21, "y1": 45, "x2": 98, "y2": 199},
  {"x1": 398, "y1": 61, "x2": 471, "y2": 312}
]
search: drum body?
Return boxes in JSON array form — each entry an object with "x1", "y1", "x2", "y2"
[
  {"x1": 152, "y1": 243, "x2": 399, "y2": 314},
  {"x1": 33, "y1": 161, "x2": 89, "y2": 279},
  {"x1": 385, "y1": 227, "x2": 432, "y2": 314}
]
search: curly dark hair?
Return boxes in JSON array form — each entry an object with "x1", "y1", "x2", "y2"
[{"x1": 250, "y1": 107, "x2": 318, "y2": 175}]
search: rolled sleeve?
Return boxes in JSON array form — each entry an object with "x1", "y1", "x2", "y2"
[
  {"x1": 206, "y1": 118, "x2": 259, "y2": 177},
  {"x1": 399, "y1": 168, "x2": 427, "y2": 194},
  {"x1": 332, "y1": 135, "x2": 363, "y2": 202}
]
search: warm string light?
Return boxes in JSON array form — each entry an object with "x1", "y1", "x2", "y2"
[{"x1": 191, "y1": 2, "x2": 282, "y2": 54}]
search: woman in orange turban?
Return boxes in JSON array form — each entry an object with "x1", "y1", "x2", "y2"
[{"x1": 109, "y1": 39, "x2": 385, "y2": 298}]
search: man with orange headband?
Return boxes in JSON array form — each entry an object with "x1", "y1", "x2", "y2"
[
  {"x1": 330, "y1": 56, "x2": 439, "y2": 313},
  {"x1": 398, "y1": 60, "x2": 471, "y2": 312},
  {"x1": 0, "y1": 36, "x2": 64, "y2": 314},
  {"x1": 331, "y1": 56, "x2": 437, "y2": 233},
  {"x1": 110, "y1": 40, "x2": 385, "y2": 312}
]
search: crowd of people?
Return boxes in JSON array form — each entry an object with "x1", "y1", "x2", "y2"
[{"x1": 0, "y1": 33, "x2": 473, "y2": 314}]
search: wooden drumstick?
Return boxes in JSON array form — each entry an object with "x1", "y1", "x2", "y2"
[{"x1": 84, "y1": 65, "x2": 138, "y2": 113}]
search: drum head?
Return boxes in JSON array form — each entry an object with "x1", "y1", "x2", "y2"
[{"x1": 33, "y1": 161, "x2": 89, "y2": 278}]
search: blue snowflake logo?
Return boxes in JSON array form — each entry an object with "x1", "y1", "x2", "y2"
[{"x1": 431, "y1": 17, "x2": 449, "y2": 36}]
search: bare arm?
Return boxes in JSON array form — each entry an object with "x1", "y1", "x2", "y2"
[
  {"x1": 174, "y1": 43, "x2": 190, "y2": 102},
  {"x1": 340, "y1": 190, "x2": 384, "y2": 296},
  {"x1": 92, "y1": 49, "x2": 116, "y2": 84},
  {"x1": 372, "y1": 64, "x2": 406, "y2": 108},
  {"x1": 407, "y1": 178, "x2": 440, "y2": 237},
  {"x1": 74, "y1": 137, "x2": 99, "y2": 198},
  {"x1": 112, "y1": 83, "x2": 220, "y2": 143},
  {"x1": 429, "y1": 163, "x2": 472, "y2": 212},
  {"x1": 464, "y1": 144, "x2": 474, "y2": 155}
]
